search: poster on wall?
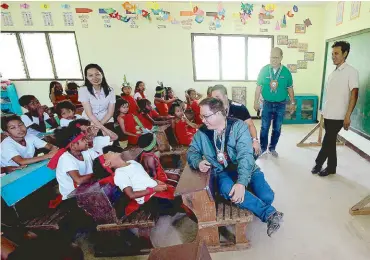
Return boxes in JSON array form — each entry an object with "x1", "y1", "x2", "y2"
[
  {"x1": 350, "y1": 1, "x2": 361, "y2": 20},
  {"x1": 295, "y1": 24, "x2": 306, "y2": 33},
  {"x1": 304, "y1": 52, "x2": 315, "y2": 61},
  {"x1": 287, "y1": 39, "x2": 298, "y2": 48},
  {"x1": 22, "y1": 11, "x2": 33, "y2": 26},
  {"x1": 298, "y1": 43, "x2": 308, "y2": 52},
  {"x1": 1, "y1": 12, "x2": 14, "y2": 26},
  {"x1": 297, "y1": 60, "x2": 307, "y2": 69},
  {"x1": 232, "y1": 87, "x2": 247, "y2": 106},
  {"x1": 287, "y1": 64, "x2": 297, "y2": 73},
  {"x1": 63, "y1": 12, "x2": 74, "y2": 26},
  {"x1": 336, "y1": 2, "x2": 344, "y2": 25},
  {"x1": 42, "y1": 12, "x2": 53, "y2": 26},
  {"x1": 277, "y1": 35, "x2": 288, "y2": 45}
]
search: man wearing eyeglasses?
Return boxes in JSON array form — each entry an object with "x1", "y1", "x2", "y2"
[
  {"x1": 187, "y1": 98, "x2": 283, "y2": 237},
  {"x1": 254, "y1": 47, "x2": 296, "y2": 157}
]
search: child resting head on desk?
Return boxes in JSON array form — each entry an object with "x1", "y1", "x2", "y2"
[{"x1": 1, "y1": 115, "x2": 58, "y2": 173}]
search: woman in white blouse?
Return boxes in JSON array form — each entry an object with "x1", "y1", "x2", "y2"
[{"x1": 78, "y1": 64, "x2": 117, "y2": 139}]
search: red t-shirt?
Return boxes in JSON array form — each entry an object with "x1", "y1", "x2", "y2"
[
  {"x1": 174, "y1": 120, "x2": 197, "y2": 145},
  {"x1": 121, "y1": 94, "x2": 138, "y2": 114},
  {"x1": 154, "y1": 100, "x2": 168, "y2": 116},
  {"x1": 122, "y1": 114, "x2": 139, "y2": 145},
  {"x1": 190, "y1": 101, "x2": 202, "y2": 125}
]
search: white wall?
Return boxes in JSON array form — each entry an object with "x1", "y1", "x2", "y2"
[{"x1": 2, "y1": 1, "x2": 325, "y2": 115}]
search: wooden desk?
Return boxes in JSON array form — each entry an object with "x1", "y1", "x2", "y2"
[{"x1": 1, "y1": 160, "x2": 55, "y2": 207}]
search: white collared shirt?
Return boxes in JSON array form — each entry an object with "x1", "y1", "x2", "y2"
[{"x1": 322, "y1": 62, "x2": 359, "y2": 120}]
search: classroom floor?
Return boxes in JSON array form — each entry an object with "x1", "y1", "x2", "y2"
[{"x1": 83, "y1": 123, "x2": 370, "y2": 260}]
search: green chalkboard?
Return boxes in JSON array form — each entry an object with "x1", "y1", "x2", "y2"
[{"x1": 321, "y1": 29, "x2": 370, "y2": 139}]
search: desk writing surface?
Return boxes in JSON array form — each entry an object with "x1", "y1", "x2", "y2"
[
  {"x1": 1, "y1": 160, "x2": 56, "y2": 206},
  {"x1": 175, "y1": 164, "x2": 210, "y2": 196}
]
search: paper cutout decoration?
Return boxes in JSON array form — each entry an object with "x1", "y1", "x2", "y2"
[
  {"x1": 287, "y1": 39, "x2": 298, "y2": 48},
  {"x1": 304, "y1": 52, "x2": 315, "y2": 61},
  {"x1": 275, "y1": 21, "x2": 280, "y2": 30},
  {"x1": 63, "y1": 12, "x2": 74, "y2": 26},
  {"x1": 1, "y1": 12, "x2": 13, "y2": 26},
  {"x1": 41, "y1": 4, "x2": 49, "y2": 9},
  {"x1": 303, "y1": 18, "x2": 312, "y2": 27},
  {"x1": 1, "y1": 3, "x2": 9, "y2": 9},
  {"x1": 260, "y1": 28, "x2": 268, "y2": 32},
  {"x1": 350, "y1": 2, "x2": 361, "y2": 20},
  {"x1": 298, "y1": 43, "x2": 308, "y2": 52},
  {"x1": 193, "y1": 6, "x2": 205, "y2": 24},
  {"x1": 240, "y1": 2, "x2": 253, "y2": 25},
  {"x1": 297, "y1": 60, "x2": 307, "y2": 69},
  {"x1": 259, "y1": 4, "x2": 274, "y2": 25},
  {"x1": 232, "y1": 87, "x2": 247, "y2": 106},
  {"x1": 22, "y1": 11, "x2": 33, "y2": 26},
  {"x1": 336, "y1": 2, "x2": 344, "y2": 25},
  {"x1": 20, "y1": 3, "x2": 30, "y2": 9},
  {"x1": 295, "y1": 24, "x2": 306, "y2": 33},
  {"x1": 42, "y1": 12, "x2": 53, "y2": 26},
  {"x1": 75, "y1": 8, "x2": 93, "y2": 14},
  {"x1": 206, "y1": 12, "x2": 218, "y2": 17},
  {"x1": 180, "y1": 11, "x2": 193, "y2": 16},
  {"x1": 287, "y1": 11, "x2": 294, "y2": 17},
  {"x1": 293, "y1": 5, "x2": 298, "y2": 12},
  {"x1": 61, "y1": 4, "x2": 71, "y2": 9},
  {"x1": 277, "y1": 35, "x2": 288, "y2": 45},
  {"x1": 281, "y1": 14, "x2": 287, "y2": 28},
  {"x1": 287, "y1": 64, "x2": 297, "y2": 73},
  {"x1": 171, "y1": 18, "x2": 180, "y2": 25}
]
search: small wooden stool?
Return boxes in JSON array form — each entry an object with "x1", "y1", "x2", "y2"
[{"x1": 148, "y1": 239, "x2": 212, "y2": 260}]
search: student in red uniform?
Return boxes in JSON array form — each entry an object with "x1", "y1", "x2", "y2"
[
  {"x1": 115, "y1": 99, "x2": 140, "y2": 142},
  {"x1": 186, "y1": 88, "x2": 203, "y2": 125},
  {"x1": 49, "y1": 81, "x2": 67, "y2": 105},
  {"x1": 169, "y1": 102, "x2": 198, "y2": 146},
  {"x1": 133, "y1": 81, "x2": 146, "y2": 101},
  {"x1": 154, "y1": 84, "x2": 177, "y2": 116},
  {"x1": 120, "y1": 83, "x2": 138, "y2": 114},
  {"x1": 65, "y1": 82, "x2": 82, "y2": 108}
]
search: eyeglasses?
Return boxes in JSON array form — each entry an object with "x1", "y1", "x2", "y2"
[{"x1": 199, "y1": 111, "x2": 220, "y2": 121}]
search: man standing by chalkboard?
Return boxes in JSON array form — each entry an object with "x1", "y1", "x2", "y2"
[{"x1": 312, "y1": 41, "x2": 359, "y2": 177}]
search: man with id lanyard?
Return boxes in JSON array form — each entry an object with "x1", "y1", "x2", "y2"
[{"x1": 254, "y1": 47, "x2": 296, "y2": 157}]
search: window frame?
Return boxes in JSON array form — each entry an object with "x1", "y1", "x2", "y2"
[
  {"x1": 191, "y1": 33, "x2": 274, "y2": 82},
  {"x1": 1, "y1": 31, "x2": 83, "y2": 81}
]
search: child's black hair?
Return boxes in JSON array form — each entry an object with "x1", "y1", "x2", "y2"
[
  {"x1": 138, "y1": 133, "x2": 155, "y2": 150},
  {"x1": 114, "y1": 98, "x2": 129, "y2": 120},
  {"x1": 68, "y1": 118, "x2": 90, "y2": 129},
  {"x1": 137, "y1": 99, "x2": 151, "y2": 114},
  {"x1": 1, "y1": 115, "x2": 23, "y2": 132},
  {"x1": 93, "y1": 145, "x2": 124, "y2": 180},
  {"x1": 66, "y1": 82, "x2": 79, "y2": 90},
  {"x1": 55, "y1": 100, "x2": 76, "y2": 117},
  {"x1": 54, "y1": 125, "x2": 83, "y2": 148},
  {"x1": 154, "y1": 85, "x2": 164, "y2": 99},
  {"x1": 18, "y1": 95, "x2": 36, "y2": 107},
  {"x1": 168, "y1": 102, "x2": 181, "y2": 116}
]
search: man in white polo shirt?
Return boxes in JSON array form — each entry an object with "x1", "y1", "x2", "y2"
[{"x1": 312, "y1": 41, "x2": 359, "y2": 177}]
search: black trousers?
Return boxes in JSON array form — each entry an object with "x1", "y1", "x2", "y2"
[{"x1": 315, "y1": 118, "x2": 344, "y2": 172}]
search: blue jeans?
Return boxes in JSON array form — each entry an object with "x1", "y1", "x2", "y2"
[
  {"x1": 217, "y1": 169, "x2": 276, "y2": 222},
  {"x1": 260, "y1": 101, "x2": 286, "y2": 152}
]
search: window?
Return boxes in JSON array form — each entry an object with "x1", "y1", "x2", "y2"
[
  {"x1": 192, "y1": 34, "x2": 273, "y2": 81},
  {"x1": 0, "y1": 32, "x2": 83, "y2": 80}
]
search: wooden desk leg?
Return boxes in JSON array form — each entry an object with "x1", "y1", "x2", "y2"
[
  {"x1": 235, "y1": 223, "x2": 250, "y2": 245},
  {"x1": 197, "y1": 226, "x2": 220, "y2": 247}
]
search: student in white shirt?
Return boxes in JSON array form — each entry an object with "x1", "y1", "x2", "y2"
[
  {"x1": 312, "y1": 41, "x2": 359, "y2": 177},
  {"x1": 1, "y1": 115, "x2": 58, "y2": 167},
  {"x1": 55, "y1": 100, "x2": 82, "y2": 127},
  {"x1": 19, "y1": 95, "x2": 59, "y2": 136},
  {"x1": 48, "y1": 125, "x2": 97, "y2": 200}
]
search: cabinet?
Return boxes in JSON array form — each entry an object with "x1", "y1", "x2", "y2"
[
  {"x1": 283, "y1": 94, "x2": 318, "y2": 124},
  {"x1": 1, "y1": 83, "x2": 22, "y2": 116}
]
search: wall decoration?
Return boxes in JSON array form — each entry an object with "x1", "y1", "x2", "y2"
[
  {"x1": 180, "y1": 11, "x2": 193, "y2": 16},
  {"x1": 297, "y1": 60, "x2": 307, "y2": 69},
  {"x1": 181, "y1": 18, "x2": 192, "y2": 30},
  {"x1": 281, "y1": 14, "x2": 287, "y2": 28},
  {"x1": 193, "y1": 6, "x2": 205, "y2": 24},
  {"x1": 78, "y1": 14, "x2": 89, "y2": 28},
  {"x1": 304, "y1": 52, "x2": 315, "y2": 61},
  {"x1": 277, "y1": 35, "x2": 288, "y2": 45},
  {"x1": 287, "y1": 39, "x2": 298, "y2": 48},
  {"x1": 41, "y1": 4, "x2": 49, "y2": 9},
  {"x1": 295, "y1": 24, "x2": 306, "y2": 33},
  {"x1": 240, "y1": 2, "x2": 253, "y2": 25},
  {"x1": 259, "y1": 4, "x2": 275, "y2": 25},
  {"x1": 287, "y1": 64, "x2": 297, "y2": 73},
  {"x1": 63, "y1": 12, "x2": 74, "y2": 26},
  {"x1": 260, "y1": 28, "x2": 268, "y2": 32},
  {"x1": 42, "y1": 12, "x2": 53, "y2": 26},
  {"x1": 303, "y1": 18, "x2": 312, "y2": 27},
  {"x1": 336, "y1": 2, "x2": 344, "y2": 25},
  {"x1": 75, "y1": 8, "x2": 93, "y2": 14},
  {"x1": 157, "y1": 24, "x2": 166, "y2": 29},
  {"x1": 171, "y1": 18, "x2": 180, "y2": 25},
  {"x1": 206, "y1": 12, "x2": 218, "y2": 17},
  {"x1": 287, "y1": 10, "x2": 294, "y2": 18},
  {"x1": 20, "y1": 3, "x2": 30, "y2": 9},
  {"x1": 298, "y1": 43, "x2": 308, "y2": 52},
  {"x1": 293, "y1": 5, "x2": 298, "y2": 12},
  {"x1": 61, "y1": 4, "x2": 71, "y2": 9},
  {"x1": 232, "y1": 87, "x2": 247, "y2": 106},
  {"x1": 101, "y1": 14, "x2": 111, "y2": 28},
  {"x1": 1, "y1": 3, "x2": 9, "y2": 9},
  {"x1": 130, "y1": 19, "x2": 138, "y2": 28},
  {"x1": 22, "y1": 11, "x2": 33, "y2": 26},
  {"x1": 350, "y1": 1, "x2": 361, "y2": 20},
  {"x1": 1, "y1": 12, "x2": 13, "y2": 26},
  {"x1": 275, "y1": 21, "x2": 280, "y2": 30}
]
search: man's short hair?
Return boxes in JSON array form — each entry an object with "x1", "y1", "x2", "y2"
[
  {"x1": 1, "y1": 114, "x2": 22, "y2": 132},
  {"x1": 211, "y1": 85, "x2": 227, "y2": 95},
  {"x1": 18, "y1": 95, "x2": 36, "y2": 107},
  {"x1": 332, "y1": 41, "x2": 350, "y2": 58},
  {"x1": 199, "y1": 98, "x2": 226, "y2": 116}
]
